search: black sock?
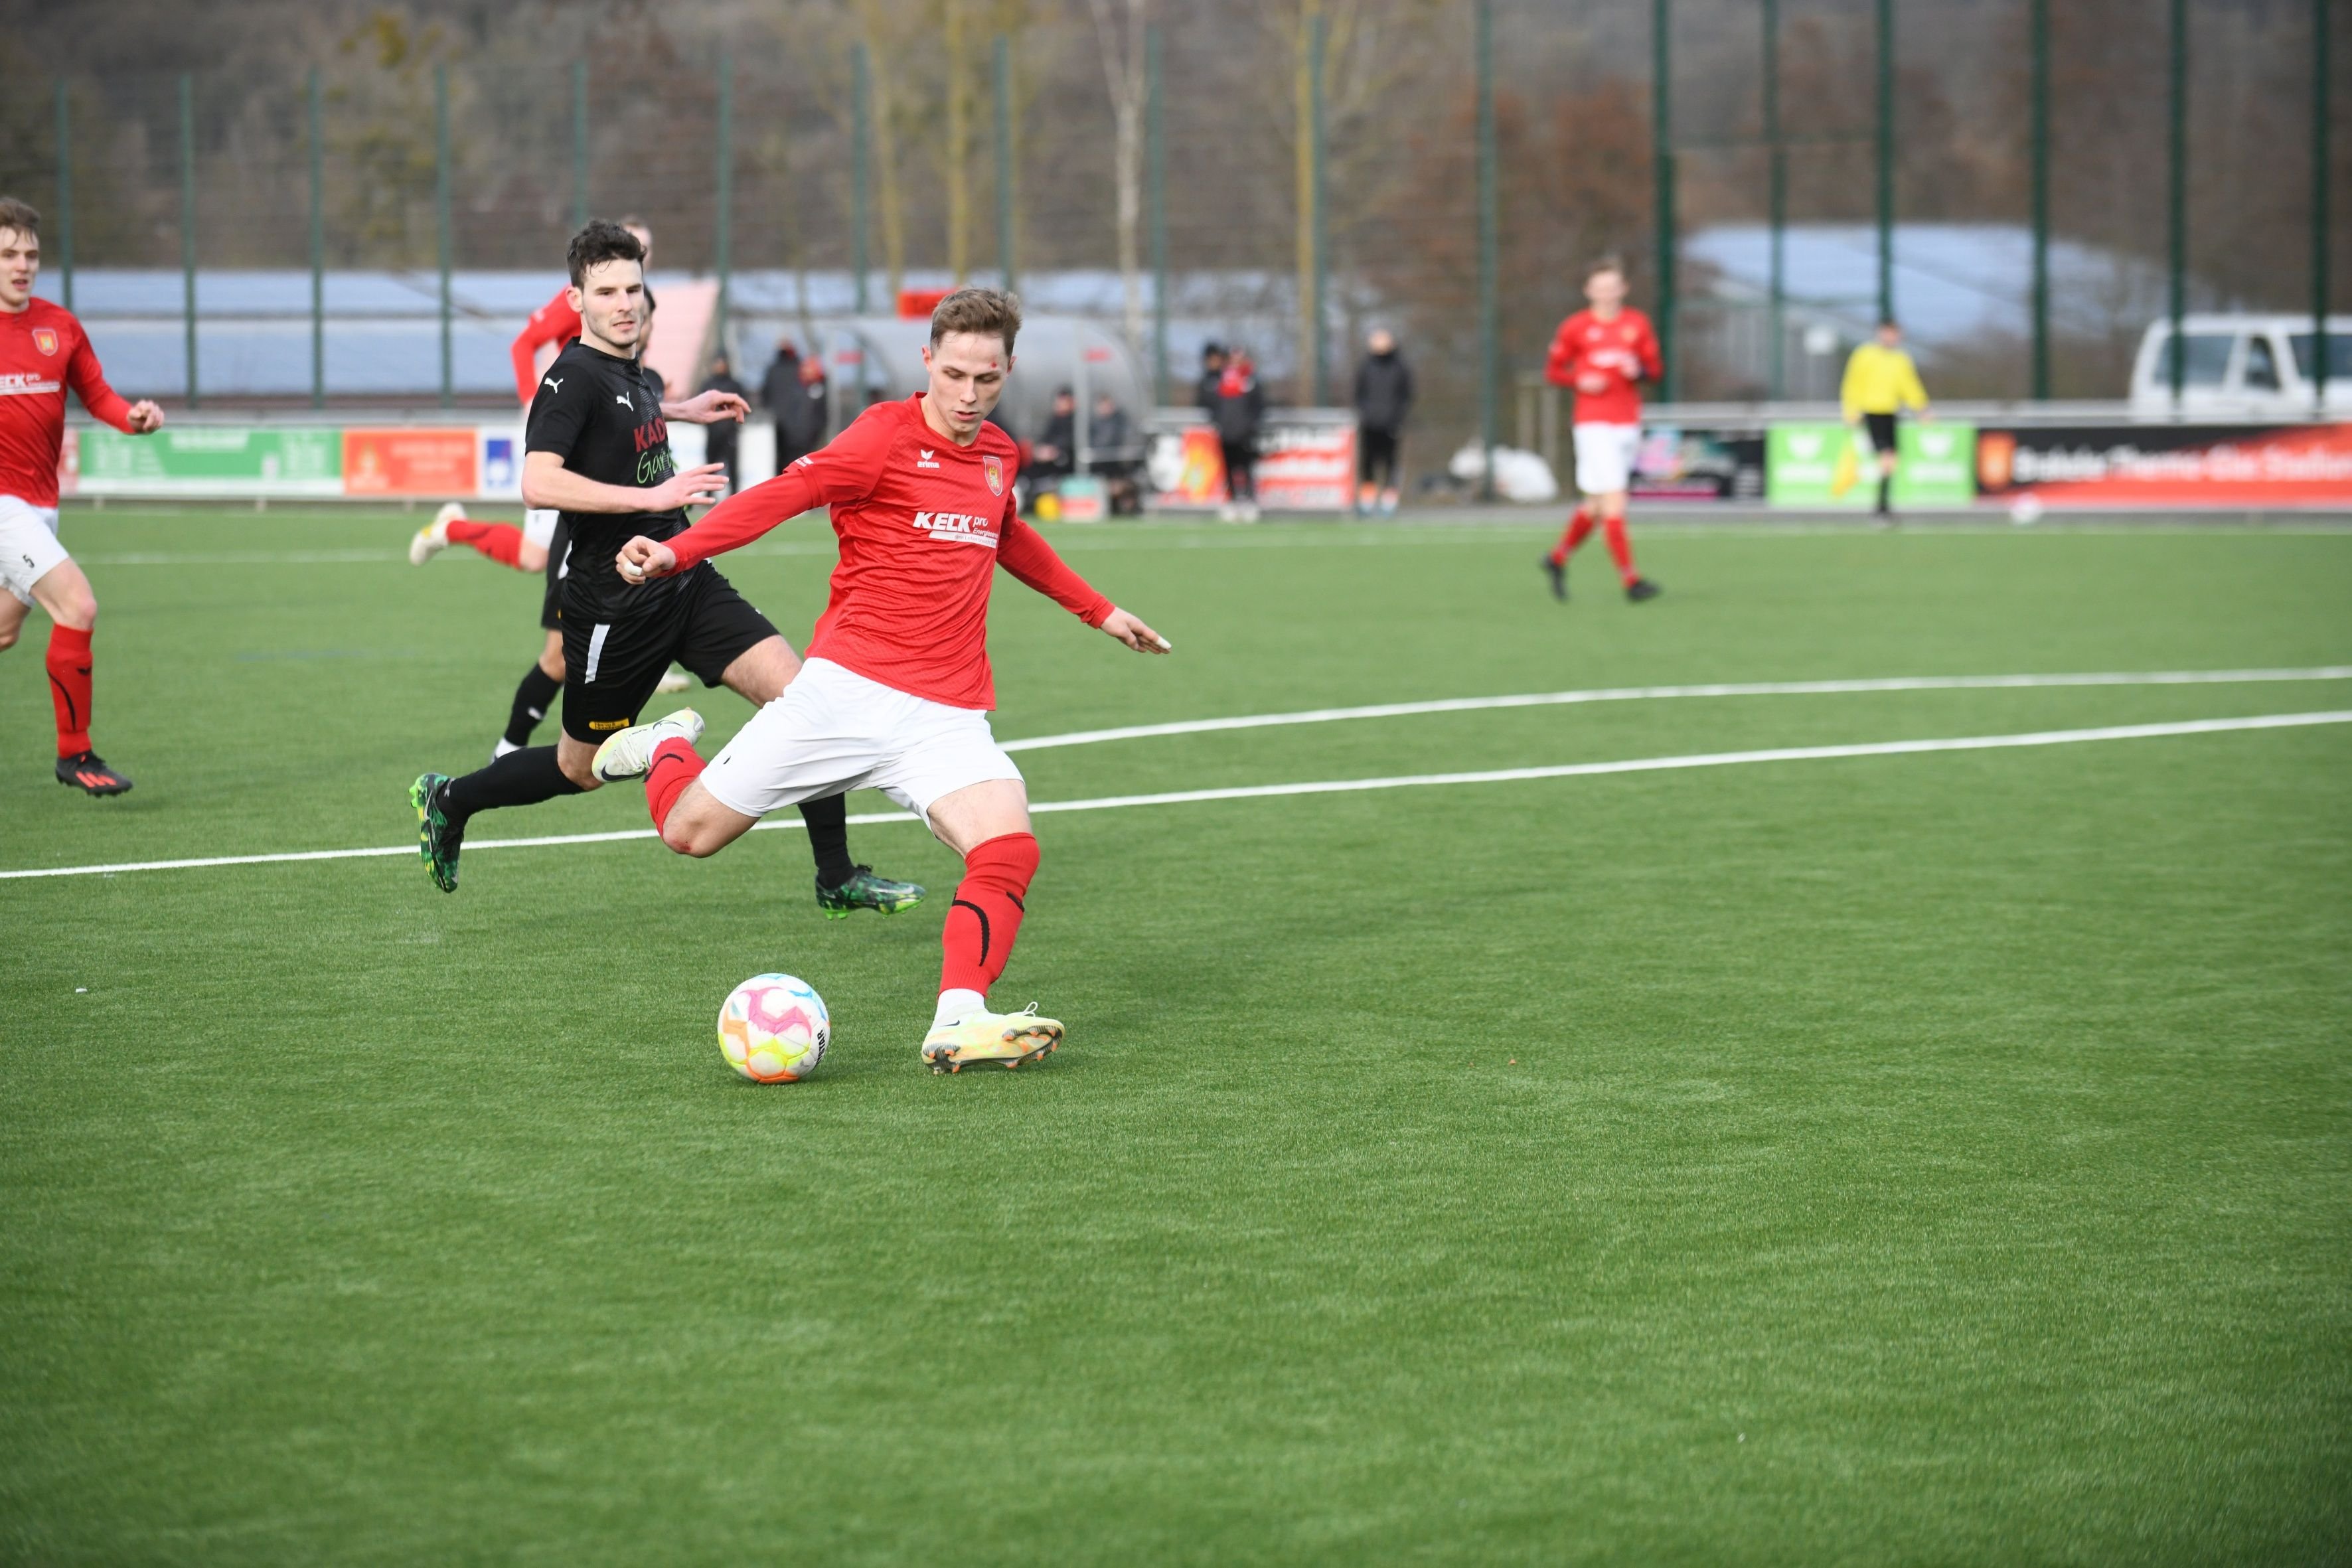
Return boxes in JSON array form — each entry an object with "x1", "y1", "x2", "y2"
[
  {"x1": 801, "y1": 792, "x2": 858, "y2": 888},
  {"x1": 1876, "y1": 475, "x2": 1892, "y2": 513},
  {"x1": 439, "y1": 745, "x2": 582, "y2": 829},
  {"x1": 504, "y1": 663, "x2": 562, "y2": 747}
]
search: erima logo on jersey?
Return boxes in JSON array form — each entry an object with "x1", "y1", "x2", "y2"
[
  {"x1": 916, "y1": 449, "x2": 941, "y2": 469},
  {"x1": 912, "y1": 511, "x2": 1000, "y2": 546}
]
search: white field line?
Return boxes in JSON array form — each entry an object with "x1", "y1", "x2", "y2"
[
  {"x1": 998, "y1": 666, "x2": 2352, "y2": 753},
  {"x1": 5, "y1": 710, "x2": 2346, "y2": 883}
]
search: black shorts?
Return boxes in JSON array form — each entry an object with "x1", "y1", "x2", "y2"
[
  {"x1": 1863, "y1": 412, "x2": 1899, "y2": 453},
  {"x1": 538, "y1": 517, "x2": 571, "y2": 631},
  {"x1": 1359, "y1": 427, "x2": 1401, "y2": 485},
  {"x1": 558, "y1": 565, "x2": 777, "y2": 743}
]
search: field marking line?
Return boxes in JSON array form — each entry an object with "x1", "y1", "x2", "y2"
[
  {"x1": 5, "y1": 710, "x2": 2345, "y2": 883},
  {"x1": 999, "y1": 667, "x2": 2352, "y2": 752}
]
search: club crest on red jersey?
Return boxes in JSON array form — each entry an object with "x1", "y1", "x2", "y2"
[
  {"x1": 983, "y1": 454, "x2": 1004, "y2": 496},
  {"x1": 31, "y1": 328, "x2": 57, "y2": 356}
]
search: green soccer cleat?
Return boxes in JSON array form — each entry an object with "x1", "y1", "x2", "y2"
[
  {"x1": 815, "y1": 865, "x2": 926, "y2": 919},
  {"x1": 410, "y1": 771, "x2": 462, "y2": 893},
  {"x1": 921, "y1": 1004, "x2": 1063, "y2": 1074}
]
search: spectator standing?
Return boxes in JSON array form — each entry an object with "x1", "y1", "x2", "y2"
[
  {"x1": 1352, "y1": 327, "x2": 1414, "y2": 515},
  {"x1": 761, "y1": 338, "x2": 830, "y2": 471},
  {"x1": 1209, "y1": 347, "x2": 1266, "y2": 521},
  {"x1": 698, "y1": 353, "x2": 747, "y2": 492},
  {"x1": 1840, "y1": 319, "x2": 1931, "y2": 522}
]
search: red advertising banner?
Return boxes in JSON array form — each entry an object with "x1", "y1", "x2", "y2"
[
  {"x1": 343, "y1": 428, "x2": 477, "y2": 496},
  {"x1": 1976, "y1": 422, "x2": 2352, "y2": 506},
  {"x1": 1145, "y1": 414, "x2": 1357, "y2": 512}
]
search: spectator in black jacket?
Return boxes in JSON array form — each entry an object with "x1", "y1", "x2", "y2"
[
  {"x1": 1196, "y1": 342, "x2": 1227, "y2": 418},
  {"x1": 699, "y1": 354, "x2": 747, "y2": 491},
  {"x1": 1031, "y1": 386, "x2": 1079, "y2": 483},
  {"x1": 1209, "y1": 347, "x2": 1266, "y2": 521},
  {"x1": 760, "y1": 339, "x2": 830, "y2": 471},
  {"x1": 1352, "y1": 328, "x2": 1414, "y2": 515}
]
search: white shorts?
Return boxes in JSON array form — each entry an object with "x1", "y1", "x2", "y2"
[
  {"x1": 701, "y1": 657, "x2": 1024, "y2": 828},
  {"x1": 522, "y1": 508, "x2": 562, "y2": 549},
  {"x1": 0, "y1": 495, "x2": 68, "y2": 607},
  {"x1": 1572, "y1": 423, "x2": 1642, "y2": 497}
]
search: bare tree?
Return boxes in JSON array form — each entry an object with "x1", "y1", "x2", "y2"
[{"x1": 1083, "y1": 0, "x2": 1149, "y2": 354}]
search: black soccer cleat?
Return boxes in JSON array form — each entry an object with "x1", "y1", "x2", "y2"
[
  {"x1": 56, "y1": 751, "x2": 133, "y2": 796},
  {"x1": 410, "y1": 772, "x2": 463, "y2": 893},
  {"x1": 1540, "y1": 556, "x2": 1568, "y2": 602},
  {"x1": 1625, "y1": 578, "x2": 1663, "y2": 603}
]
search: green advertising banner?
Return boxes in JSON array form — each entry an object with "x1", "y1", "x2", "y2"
[
  {"x1": 1767, "y1": 421, "x2": 1977, "y2": 509},
  {"x1": 78, "y1": 427, "x2": 344, "y2": 497}
]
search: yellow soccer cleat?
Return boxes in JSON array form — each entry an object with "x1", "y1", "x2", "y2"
[{"x1": 921, "y1": 1005, "x2": 1063, "y2": 1074}]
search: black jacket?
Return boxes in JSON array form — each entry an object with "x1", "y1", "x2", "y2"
[
  {"x1": 699, "y1": 370, "x2": 745, "y2": 448},
  {"x1": 1353, "y1": 350, "x2": 1415, "y2": 433},
  {"x1": 1208, "y1": 368, "x2": 1266, "y2": 445},
  {"x1": 761, "y1": 352, "x2": 829, "y2": 452}
]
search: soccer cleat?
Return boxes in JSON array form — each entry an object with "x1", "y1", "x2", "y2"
[
  {"x1": 655, "y1": 666, "x2": 692, "y2": 694},
  {"x1": 815, "y1": 865, "x2": 927, "y2": 919},
  {"x1": 410, "y1": 771, "x2": 461, "y2": 892},
  {"x1": 1625, "y1": 577, "x2": 1663, "y2": 603},
  {"x1": 922, "y1": 1004, "x2": 1063, "y2": 1074},
  {"x1": 590, "y1": 707, "x2": 704, "y2": 783},
  {"x1": 409, "y1": 502, "x2": 465, "y2": 566},
  {"x1": 55, "y1": 751, "x2": 133, "y2": 797},
  {"x1": 1541, "y1": 556, "x2": 1568, "y2": 601}
]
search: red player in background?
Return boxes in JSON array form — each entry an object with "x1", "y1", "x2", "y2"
[
  {"x1": 1541, "y1": 255, "x2": 1664, "y2": 605},
  {"x1": 0, "y1": 196, "x2": 164, "y2": 795}
]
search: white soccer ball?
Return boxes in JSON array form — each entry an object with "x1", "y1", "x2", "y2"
[
  {"x1": 716, "y1": 973, "x2": 830, "y2": 1083},
  {"x1": 2009, "y1": 495, "x2": 2045, "y2": 525}
]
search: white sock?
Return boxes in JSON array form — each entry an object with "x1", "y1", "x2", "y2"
[{"x1": 933, "y1": 988, "x2": 986, "y2": 1030}]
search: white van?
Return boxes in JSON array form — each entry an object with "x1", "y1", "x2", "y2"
[{"x1": 2129, "y1": 314, "x2": 2352, "y2": 417}]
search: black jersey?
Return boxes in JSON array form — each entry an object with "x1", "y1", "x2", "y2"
[{"x1": 525, "y1": 337, "x2": 683, "y2": 621}]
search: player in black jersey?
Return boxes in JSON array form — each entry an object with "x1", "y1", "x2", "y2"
[{"x1": 409, "y1": 220, "x2": 921, "y2": 915}]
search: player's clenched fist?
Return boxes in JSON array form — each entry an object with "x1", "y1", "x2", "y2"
[{"x1": 616, "y1": 535, "x2": 679, "y2": 584}]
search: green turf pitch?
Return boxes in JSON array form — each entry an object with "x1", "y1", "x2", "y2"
[{"x1": 3, "y1": 508, "x2": 2348, "y2": 1563}]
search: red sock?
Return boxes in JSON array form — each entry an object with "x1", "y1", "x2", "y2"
[
  {"x1": 447, "y1": 518, "x2": 525, "y2": 569},
  {"x1": 939, "y1": 832, "x2": 1040, "y2": 996},
  {"x1": 645, "y1": 738, "x2": 706, "y2": 833},
  {"x1": 46, "y1": 624, "x2": 93, "y2": 757},
  {"x1": 1549, "y1": 507, "x2": 1593, "y2": 566},
  {"x1": 1601, "y1": 512, "x2": 1637, "y2": 585}
]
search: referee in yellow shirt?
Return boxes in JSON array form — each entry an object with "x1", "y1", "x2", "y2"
[{"x1": 1841, "y1": 319, "x2": 1931, "y2": 520}]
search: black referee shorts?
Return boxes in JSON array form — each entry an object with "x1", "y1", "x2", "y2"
[
  {"x1": 1863, "y1": 412, "x2": 1899, "y2": 454},
  {"x1": 558, "y1": 565, "x2": 777, "y2": 744}
]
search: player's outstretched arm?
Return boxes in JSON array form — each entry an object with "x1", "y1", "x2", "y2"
[
  {"x1": 1098, "y1": 607, "x2": 1172, "y2": 655},
  {"x1": 662, "y1": 388, "x2": 749, "y2": 426},
  {"x1": 621, "y1": 465, "x2": 826, "y2": 582},
  {"x1": 522, "y1": 449, "x2": 724, "y2": 515},
  {"x1": 997, "y1": 516, "x2": 1165, "y2": 651}
]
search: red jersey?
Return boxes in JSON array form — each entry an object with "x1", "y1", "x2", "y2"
[
  {"x1": 511, "y1": 285, "x2": 583, "y2": 405},
  {"x1": 664, "y1": 394, "x2": 1113, "y2": 710},
  {"x1": 1543, "y1": 307, "x2": 1663, "y2": 427},
  {"x1": 0, "y1": 300, "x2": 135, "y2": 508}
]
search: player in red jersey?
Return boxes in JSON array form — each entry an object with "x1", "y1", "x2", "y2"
[
  {"x1": 592, "y1": 288, "x2": 1171, "y2": 1073},
  {"x1": 1540, "y1": 255, "x2": 1664, "y2": 605},
  {"x1": 0, "y1": 197, "x2": 164, "y2": 795}
]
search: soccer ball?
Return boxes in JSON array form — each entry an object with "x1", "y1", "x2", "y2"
[{"x1": 717, "y1": 973, "x2": 830, "y2": 1082}]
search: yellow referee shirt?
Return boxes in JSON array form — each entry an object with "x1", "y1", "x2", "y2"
[{"x1": 1840, "y1": 343, "x2": 1930, "y2": 422}]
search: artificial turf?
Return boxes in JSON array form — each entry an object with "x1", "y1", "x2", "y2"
[{"x1": 3, "y1": 507, "x2": 2347, "y2": 1564}]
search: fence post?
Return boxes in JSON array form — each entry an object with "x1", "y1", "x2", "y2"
[
  {"x1": 1476, "y1": 0, "x2": 1498, "y2": 495},
  {"x1": 994, "y1": 34, "x2": 1016, "y2": 291},
  {"x1": 715, "y1": 54, "x2": 734, "y2": 360},
  {"x1": 436, "y1": 64, "x2": 452, "y2": 411},
  {"x1": 572, "y1": 61, "x2": 588, "y2": 231},
  {"x1": 1875, "y1": 0, "x2": 1893, "y2": 325},
  {"x1": 1147, "y1": 23, "x2": 1168, "y2": 406},
  {"x1": 2314, "y1": 0, "x2": 2331, "y2": 414},
  {"x1": 1652, "y1": 0, "x2": 1676, "y2": 402},
  {"x1": 2030, "y1": 0, "x2": 2050, "y2": 400},
  {"x1": 1764, "y1": 0, "x2": 1782, "y2": 400},
  {"x1": 852, "y1": 44, "x2": 871, "y2": 315},
  {"x1": 309, "y1": 70, "x2": 324, "y2": 410},
  {"x1": 2167, "y1": 0, "x2": 2186, "y2": 410},
  {"x1": 54, "y1": 83, "x2": 73, "y2": 313},
  {"x1": 1310, "y1": 11, "x2": 1328, "y2": 405},
  {"x1": 179, "y1": 74, "x2": 198, "y2": 410}
]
